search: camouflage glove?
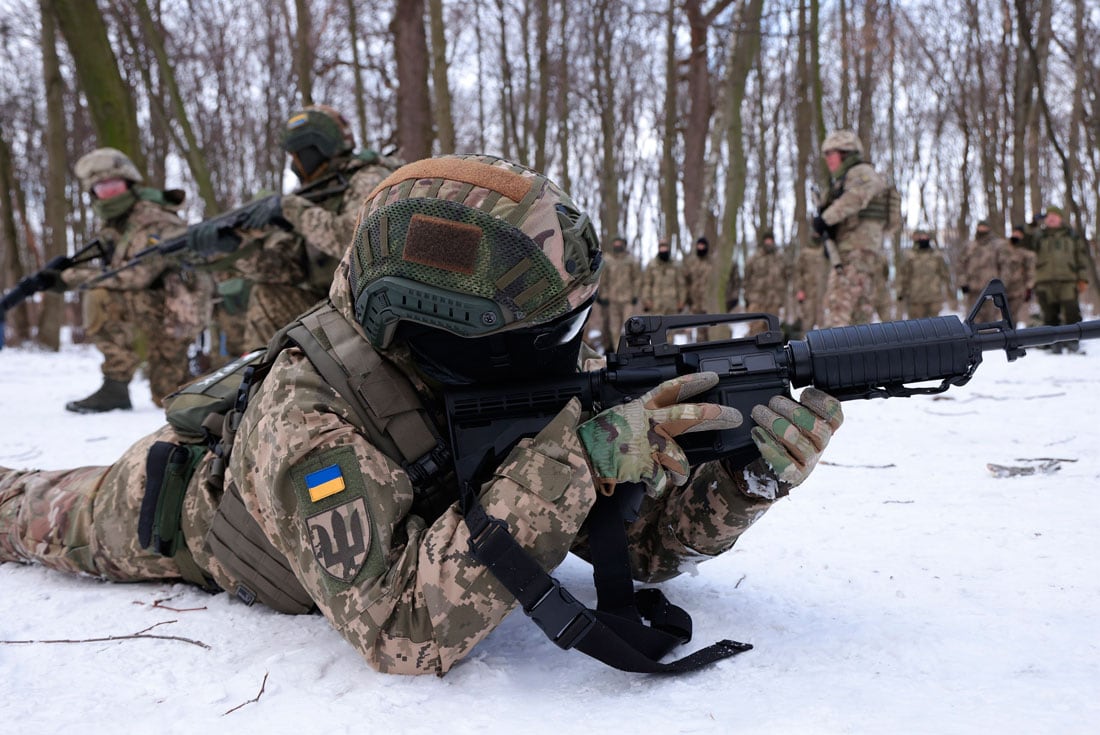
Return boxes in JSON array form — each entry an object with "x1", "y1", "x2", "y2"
[
  {"x1": 741, "y1": 387, "x2": 843, "y2": 499},
  {"x1": 578, "y1": 372, "x2": 744, "y2": 498}
]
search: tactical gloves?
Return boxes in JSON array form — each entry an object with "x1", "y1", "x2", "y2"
[
  {"x1": 578, "y1": 372, "x2": 743, "y2": 498},
  {"x1": 187, "y1": 220, "x2": 240, "y2": 257},
  {"x1": 742, "y1": 387, "x2": 843, "y2": 498},
  {"x1": 241, "y1": 195, "x2": 283, "y2": 231},
  {"x1": 812, "y1": 214, "x2": 828, "y2": 239}
]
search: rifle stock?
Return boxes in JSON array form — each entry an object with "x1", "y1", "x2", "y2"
[{"x1": 445, "y1": 279, "x2": 1100, "y2": 489}]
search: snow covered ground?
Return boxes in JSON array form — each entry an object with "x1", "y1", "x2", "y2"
[{"x1": 1, "y1": 322, "x2": 1098, "y2": 734}]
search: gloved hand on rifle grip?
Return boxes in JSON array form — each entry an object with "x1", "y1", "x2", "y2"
[
  {"x1": 241, "y1": 195, "x2": 283, "y2": 231},
  {"x1": 578, "y1": 372, "x2": 744, "y2": 499},
  {"x1": 187, "y1": 220, "x2": 239, "y2": 257},
  {"x1": 34, "y1": 269, "x2": 67, "y2": 293},
  {"x1": 744, "y1": 387, "x2": 843, "y2": 496},
  {"x1": 812, "y1": 214, "x2": 828, "y2": 239}
]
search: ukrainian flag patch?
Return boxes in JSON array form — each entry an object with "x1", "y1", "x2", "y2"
[
  {"x1": 288, "y1": 113, "x2": 309, "y2": 129},
  {"x1": 305, "y1": 464, "x2": 346, "y2": 502}
]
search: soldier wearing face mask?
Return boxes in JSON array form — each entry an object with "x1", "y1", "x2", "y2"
[
  {"x1": 897, "y1": 229, "x2": 951, "y2": 319},
  {"x1": 641, "y1": 238, "x2": 684, "y2": 315}
]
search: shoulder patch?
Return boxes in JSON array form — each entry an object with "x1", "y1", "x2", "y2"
[
  {"x1": 291, "y1": 445, "x2": 384, "y2": 589},
  {"x1": 147, "y1": 234, "x2": 162, "y2": 247}
]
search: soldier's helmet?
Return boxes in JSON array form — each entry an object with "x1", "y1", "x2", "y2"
[
  {"x1": 74, "y1": 148, "x2": 143, "y2": 192},
  {"x1": 282, "y1": 104, "x2": 356, "y2": 179},
  {"x1": 347, "y1": 154, "x2": 603, "y2": 382},
  {"x1": 821, "y1": 129, "x2": 863, "y2": 156}
]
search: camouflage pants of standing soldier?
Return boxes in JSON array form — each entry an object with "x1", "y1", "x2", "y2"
[
  {"x1": 823, "y1": 248, "x2": 882, "y2": 327},
  {"x1": 603, "y1": 299, "x2": 636, "y2": 352},
  {"x1": 745, "y1": 298, "x2": 784, "y2": 336}
]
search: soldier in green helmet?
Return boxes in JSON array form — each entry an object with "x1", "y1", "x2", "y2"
[
  {"x1": 1024, "y1": 206, "x2": 1090, "y2": 352},
  {"x1": 44, "y1": 148, "x2": 211, "y2": 412},
  {"x1": 1, "y1": 155, "x2": 841, "y2": 676},
  {"x1": 193, "y1": 104, "x2": 405, "y2": 349}
]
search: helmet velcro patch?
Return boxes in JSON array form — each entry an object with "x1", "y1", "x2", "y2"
[
  {"x1": 403, "y1": 213, "x2": 481, "y2": 275},
  {"x1": 369, "y1": 158, "x2": 533, "y2": 207}
]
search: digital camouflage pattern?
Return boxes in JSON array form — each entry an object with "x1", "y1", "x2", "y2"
[
  {"x1": 0, "y1": 158, "x2": 840, "y2": 677},
  {"x1": 577, "y1": 372, "x2": 743, "y2": 498},
  {"x1": 823, "y1": 247, "x2": 883, "y2": 327},
  {"x1": 63, "y1": 199, "x2": 211, "y2": 404},
  {"x1": 642, "y1": 256, "x2": 684, "y2": 314},
  {"x1": 683, "y1": 251, "x2": 716, "y2": 313},
  {"x1": 281, "y1": 155, "x2": 402, "y2": 261},
  {"x1": 898, "y1": 246, "x2": 952, "y2": 319},
  {"x1": 819, "y1": 155, "x2": 888, "y2": 327}
]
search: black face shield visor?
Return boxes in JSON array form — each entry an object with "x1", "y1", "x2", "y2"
[{"x1": 402, "y1": 296, "x2": 595, "y2": 386}]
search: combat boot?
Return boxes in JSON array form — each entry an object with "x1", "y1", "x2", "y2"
[{"x1": 65, "y1": 378, "x2": 133, "y2": 413}]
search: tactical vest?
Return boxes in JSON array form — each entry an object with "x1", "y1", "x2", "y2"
[
  {"x1": 146, "y1": 301, "x2": 749, "y2": 674},
  {"x1": 144, "y1": 301, "x2": 452, "y2": 612}
]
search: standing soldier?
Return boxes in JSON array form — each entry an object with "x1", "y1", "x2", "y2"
[
  {"x1": 599, "y1": 236, "x2": 642, "y2": 351},
  {"x1": 198, "y1": 105, "x2": 403, "y2": 348},
  {"x1": 47, "y1": 148, "x2": 210, "y2": 412},
  {"x1": 897, "y1": 229, "x2": 952, "y2": 319},
  {"x1": 794, "y1": 238, "x2": 828, "y2": 332},
  {"x1": 641, "y1": 238, "x2": 684, "y2": 315},
  {"x1": 1025, "y1": 206, "x2": 1090, "y2": 352},
  {"x1": 683, "y1": 236, "x2": 717, "y2": 340},
  {"x1": 813, "y1": 130, "x2": 889, "y2": 327},
  {"x1": 872, "y1": 249, "x2": 894, "y2": 321},
  {"x1": 742, "y1": 230, "x2": 789, "y2": 335},
  {"x1": 1008, "y1": 223, "x2": 1037, "y2": 325},
  {"x1": 959, "y1": 219, "x2": 1018, "y2": 323}
]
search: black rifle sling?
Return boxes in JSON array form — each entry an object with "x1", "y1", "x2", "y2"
[{"x1": 463, "y1": 484, "x2": 752, "y2": 674}]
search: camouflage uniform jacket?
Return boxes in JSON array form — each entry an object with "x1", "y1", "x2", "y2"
[
  {"x1": 61, "y1": 198, "x2": 209, "y2": 332},
  {"x1": 63, "y1": 199, "x2": 186, "y2": 292},
  {"x1": 600, "y1": 250, "x2": 642, "y2": 306},
  {"x1": 1027, "y1": 226, "x2": 1090, "y2": 285},
  {"x1": 795, "y1": 245, "x2": 827, "y2": 300},
  {"x1": 898, "y1": 247, "x2": 951, "y2": 303},
  {"x1": 641, "y1": 258, "x2": 683, "y2": 313},
  {"x1": 959, "y1": 232, "x2": 1016, "y2": 293},
  {"x1": 742, "y1": 249, "x2": 790, "y2": 310},
  {"x1": 820, "y1": 158, "x2": 887, "y2": 254},
  {"x1": 212, "y1": 255, "x2": 779, "y2": 675},
  {"x1": 280, "y1": 154, "x2": 403, "y2": 261},
  {"x1": 682, "y1": 255, "x2": 715, "y2": 312}
]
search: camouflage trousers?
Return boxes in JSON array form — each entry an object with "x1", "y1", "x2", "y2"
[
  {"x1": 745, "y1": 298, "x2": 784, "y2": 336},
  {"x1": 0, "y1": 426, "x2": 184, "y2": 581},
  {"x1": 244, "y1": 284, "x2": 322, "y2": 350},
  {"x1": 84, "y1": 287, "x2": 197, "y2": 404},
  {"x1": 603, "y1": 299, "x2": 638, "y2": 352},
  {"x1": 823, "y1": 249, "x2": 882, "y2": 327}
]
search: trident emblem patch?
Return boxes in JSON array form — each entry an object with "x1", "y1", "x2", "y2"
[{"x1": 307, "y1": 497, "x2": 371, "y2": 583}]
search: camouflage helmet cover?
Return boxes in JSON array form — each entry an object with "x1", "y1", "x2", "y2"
[
  {"x1": 74, "y1": 148, "x2": 143, "y2": 192},
  {"x1": 282, "y1": 104, "x2": 355, "y2": 158},
  {"x1": 349, "y1": 154, "x2": 603, "y2": 349},
  {"x1": 822, "y1": 129, "x2": 864, "y2": 156}
]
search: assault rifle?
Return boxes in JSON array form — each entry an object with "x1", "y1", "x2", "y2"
[
  {"x1": 441, "y1": 278, "x2": 1100, "y2": 672},
  {"x1": 82, "y1": 170, "x2": 350, "y2": 288},
  {"x1": 445, "y1": 279, "x2": 1100, "y2": 490},
  {"x1": 0, "y1": 238, "x2": 112, "y2": 347}
]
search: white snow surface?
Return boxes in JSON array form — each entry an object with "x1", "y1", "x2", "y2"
[{"x1": 1, "y1": 328, "x2": 1098, "y2": 734}]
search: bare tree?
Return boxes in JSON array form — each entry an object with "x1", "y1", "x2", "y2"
[
  {"x1": 392, "y1": 0, "x2": 433, "y2": 160},
  {"x1": 39, "y1": 0, "x2": 67, "y2": 349},
  {"x1": 428, "y1": 0, "x2": 456, "y2": 153}
]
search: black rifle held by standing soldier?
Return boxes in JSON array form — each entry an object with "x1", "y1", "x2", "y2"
[
  {"x1": 82, "y1": 170, "x2": 350, "y2": 289},
  {"x1": 0, "y1": 238, "x2": 112, "y2": 349}
]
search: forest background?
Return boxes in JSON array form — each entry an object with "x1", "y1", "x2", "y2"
[{"x1": 1, "y1": 0, "x2": 1099, "y2": 349}]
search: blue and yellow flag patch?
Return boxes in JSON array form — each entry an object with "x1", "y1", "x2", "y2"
[
  {"x1": 287, "y1": 113, "x2": 309, "y2": 129},
  {"x1": 305, "y1": 464, "x2": 346, "y2": 502}
]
